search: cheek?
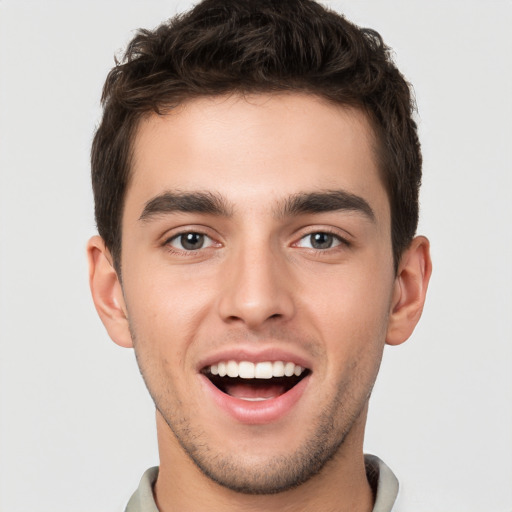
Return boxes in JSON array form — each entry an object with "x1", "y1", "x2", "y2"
[
  {"x1": 125, "y1": 256, "x2": 215, "y2": 315},
  {"x1": 312, "y1": 276, "x2": 391, "y2": 407},
  {"x1": 301, "y1": 262, "x2": 393, "y2": 357},
  {"x1": 123, "y1": 271, "x2": 214, "y2": 405},
  {"x1": 122, "y1": 263, "x2": 219, "y2": 360}
]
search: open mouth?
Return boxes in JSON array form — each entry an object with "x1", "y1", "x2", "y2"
[{"x1": 201, "y1": 361, "x2": 311, "y2": 401}]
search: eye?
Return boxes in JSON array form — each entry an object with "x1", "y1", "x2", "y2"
[
  {"x1": 168, "y1": 232, "x2": 215, "y2": 251},
  {"x1": 296, "y1": 232, "x2": 345, "y2": 250}
]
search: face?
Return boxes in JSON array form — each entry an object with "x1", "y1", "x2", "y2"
[{"x1": 119, "y1": 94, "x2": 396, "y2": 493}]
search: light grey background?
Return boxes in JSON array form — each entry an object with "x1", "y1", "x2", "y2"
[{"x1": 0, "y1": 1, "x2": 511, "y2": 511}]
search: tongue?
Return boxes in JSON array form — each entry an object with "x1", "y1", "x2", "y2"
[{"x1": 225, "y1": 382, "x2": 287, "y2": 400}]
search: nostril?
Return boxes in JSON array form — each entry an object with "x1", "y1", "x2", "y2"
[{"x1": 217, "y1": 271, "x2": 296, "y2": 327}]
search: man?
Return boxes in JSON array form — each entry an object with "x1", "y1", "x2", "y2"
[{"x1": 87, "y1": 0, "x2": 431, "y2": 510}]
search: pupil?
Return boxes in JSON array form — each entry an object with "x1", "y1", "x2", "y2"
[
  {"x1": 311, "y1": 233, "x2": 332, "y2": 249},
  {"x1": 181, "y1": 233, "x2": 204, "y2": 250}
]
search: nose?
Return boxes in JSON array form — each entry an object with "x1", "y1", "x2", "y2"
[{"x1": 217, "y1": 243, "x2": 296, "y2": 329}]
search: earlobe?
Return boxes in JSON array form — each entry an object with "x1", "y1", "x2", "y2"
[
  {"x1": 386, "y1": 236, "x2": 432, "y2": 346},
  {"x1": 87, "y1": 235, "x2": 133, "y2": 348}
]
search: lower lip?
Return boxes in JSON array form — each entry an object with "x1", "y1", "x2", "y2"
[{"x1": 199, "y1": 374, "x2": 310, "y2": 425}]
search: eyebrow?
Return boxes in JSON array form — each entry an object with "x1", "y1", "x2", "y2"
[
  {"x1": 138, "y1": 189, "x2": 375, "y2": 222},
  {"x1": 278, "y1": 190, "x2": 375, "y2": 221},
  {"x1": 139, "y1": 191, "x2": 232, "y2": 221}
]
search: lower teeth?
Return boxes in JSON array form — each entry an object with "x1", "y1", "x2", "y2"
[{"x1": 238, "y1": 396, "x2": 276, "y2": 401}]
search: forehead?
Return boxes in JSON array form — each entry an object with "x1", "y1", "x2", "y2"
[{"x1": 127, "y1": 93, "x2": 389, "y2": 221}]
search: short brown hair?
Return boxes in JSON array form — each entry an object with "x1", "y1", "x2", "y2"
[{"x1": 91, "y1": 0, "x2": 421, "y2": 272}]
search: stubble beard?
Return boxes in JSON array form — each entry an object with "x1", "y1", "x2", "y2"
[
  {"x1": 147, "y1": 369, "x2": 375, "y2": 495},
  {"x1": 158, "y1": 390, "x2": 366, "y2": 495},
  {"x1": 131, "y1": 325, "x2": 382, "y2": 495}
]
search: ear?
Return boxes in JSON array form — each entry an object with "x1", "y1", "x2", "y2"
[
  {"x1": 386, "y1": 236, "x2": 432, "y2": 346},
  {"x1": 87, "y1": 235, "x2": 133, "y2": 348}
]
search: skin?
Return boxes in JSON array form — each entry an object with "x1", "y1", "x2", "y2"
[{"x1": 88, "y1": 93, "x2": 431, "y2": 512}]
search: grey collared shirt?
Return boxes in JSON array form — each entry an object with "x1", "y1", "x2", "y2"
[{"x1": 125, "y1": 454, "x2": 399, "y2": 512}]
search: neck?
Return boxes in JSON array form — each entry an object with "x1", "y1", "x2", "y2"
[{"x1": 153, "y1": 409, "x2": 374, "y2": 512}]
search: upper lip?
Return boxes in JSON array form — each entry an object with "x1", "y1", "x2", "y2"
[{"x1": 196, "y1": 346, "x2": 313, "y2": 372}]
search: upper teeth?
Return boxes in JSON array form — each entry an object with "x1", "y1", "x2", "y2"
[{"x1": 209, "y1": 361, "x2": 305, "y2": 379}]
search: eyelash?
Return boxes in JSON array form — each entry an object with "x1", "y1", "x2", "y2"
[
  {"x1": 163, "y1": 230, "x2": 219, "y2": 255},
  {"x1": 294, "y1": 229, "x2": 351, "y2": 251},
  {"x1": 162, "y1": 228, "x2": 350, "y2": 256}
]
